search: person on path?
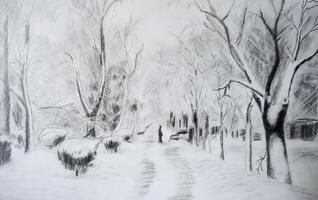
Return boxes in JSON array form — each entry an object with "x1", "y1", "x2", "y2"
[{"x1": 158, "y1": 125, "x2": 163, "y2": 143}]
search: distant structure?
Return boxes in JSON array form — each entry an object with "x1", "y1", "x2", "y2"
[{"x1": 285, "y1": 118, "x2": 318, "y2": 141}]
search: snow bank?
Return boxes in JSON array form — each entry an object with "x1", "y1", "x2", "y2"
[
  {"x1": 175, "y1": 141, "x2": 318, "y2": 200},
  {"x1": 0, "y1": 135, "x2": 10, "y2": 143}
]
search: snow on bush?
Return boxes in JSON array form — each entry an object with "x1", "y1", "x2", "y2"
[
  {"x1": 0, "y1": 135, "x2": 11, "y2": 165},
  {"x1": 57, "y1": 138, "x2": 98, "y2": 176},
  {"x1": 113, "y1": 129, "x2": 133, "y2": 142},
  {"x1": 103, "y1": 136, "x2": 121, "y2": 153},
  {"x1": 50, "y1": 135, "x2": 66, "y2": 149},
  {"x1": 57, "y1": 150, "x2": 96, "y2": 176},
  {"x1": 39, "y1": 128, "x2": 68, "y2": 148}
]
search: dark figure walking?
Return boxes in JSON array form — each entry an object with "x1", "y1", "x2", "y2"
[{"x1": 158, "y1": 125, "x2": 163, "y2": 143}]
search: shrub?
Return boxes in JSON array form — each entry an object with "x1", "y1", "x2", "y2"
[
  {"x1": 0, "y1": 136, "x2": 11, "y2": 165},
  {"x1": 104, "y1": 140, "x2": 120, "y2": 153},
  {"x1": 49, "y1": 135, "x2": 66, "y2": 149},
  {"x1": 57, "y1": 150, "x2": 96, "y2": 176}
]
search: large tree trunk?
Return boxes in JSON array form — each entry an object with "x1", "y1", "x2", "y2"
[
  {"x1": 263, "y1": 101, "x2": 292, "y2": 184},
  {"x1": 1, "y1": 17, "x2": 11, "y2": 136}
]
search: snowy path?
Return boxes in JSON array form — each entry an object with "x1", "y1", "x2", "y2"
[
  {"x1": 165, "y1": 146, "x2": 195, "y2": 200},
  {"x1": 1, "y1": 131, "x2": 318, "y2": 200},
  {"x1": 136, "y1": 141, "x2": 157, "y2": 197},
  {"x1": 138, "y1": 158, "x2": 156, "y2": 196}
]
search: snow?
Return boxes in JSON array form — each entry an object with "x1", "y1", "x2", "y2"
[
  {"x1": 39, "y1": 128, "x2": 68, "y2": 147},
  {"x1": 0, "y1": 135, "x2": 10, "y2": 143},
  {"x1": 58, "y1": 138, "x2": 98, "y2": 158},
  {"x1": 0, "y1": 129, "x2": 317, "y2": 200}
]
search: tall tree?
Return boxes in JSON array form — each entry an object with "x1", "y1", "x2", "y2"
[
  {"x1": 66, "y1": 0, "x2": 121, "y2": 137},
  {"x1": 0, "y1": 16, "x2": 11, "y2": 137},
  {"x1": 196, "y1": 0, "x2": 318, "y2": 183}
]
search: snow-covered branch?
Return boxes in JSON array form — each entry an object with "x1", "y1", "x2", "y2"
[
  {"x1": 287, "y1": 48, "x2": 318, "y2": 98},
  {"x1": 64, "y1": 52, "x2": 91, "y2": 117},
  {"x1": 9, "y1": 88, "x2": 26, "y2": 107},
  {"x1": 214, "y1": 79, "x2": 265, "y2": 98},
  {"x1": 129, "y1": 44, "x2": 144, "y2": 78}
]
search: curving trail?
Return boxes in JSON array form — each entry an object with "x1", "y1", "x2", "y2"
[
  {"x1": 164, "y1": 146, "x2": 195, "y2": 200},
  {"x1": 137, "y1": 158, "x2": 156, "y2": 197}
]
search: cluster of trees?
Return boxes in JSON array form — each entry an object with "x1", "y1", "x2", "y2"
[
  {"x1": 162, "y1": 0, "x2": 318, "y2": 184},
  {"x1": 0, "y1": 0, "x2": 144, "y2": 154}
]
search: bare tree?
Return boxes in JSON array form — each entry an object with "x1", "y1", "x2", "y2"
[
  {"x1": 213, "y1": 71, "x2": 233, "y2": 160},
  {"x1": 2, "y1": 0, "x2": 36, "y2": 152},
  {"x1": 0, "y1": 16, "x2": 11, "y2": 137},
  {"x1": 21, "y1": 24, "x2": 34, "y2": 152},
  {"x1": 174, "y1": 35, "x2": 205, "y2": 147},
  {"x1": 196, "y1": 0, "x2": 318, "y2": 183},
  {"x1": 65, "y1": 0, "x2": 121, "y2": 137},
  {"x1": 113, "y1": 19, "x2": 144, "y2": 131},
  {"x1": 9, "y1": 23, "x2": 34, "y2": 153}
]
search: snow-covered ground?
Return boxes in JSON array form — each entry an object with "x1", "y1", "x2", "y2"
[
  {"x1": 204, "y1": 133, "x2": 318, "y2": 196},
  {"x1": 0, "y1": 127, "x2": 317, "y2": 200}
]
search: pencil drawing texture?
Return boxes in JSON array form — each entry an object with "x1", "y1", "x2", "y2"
[{"x1": 0, "y1": 0, "x2": 317, "y2": 199}]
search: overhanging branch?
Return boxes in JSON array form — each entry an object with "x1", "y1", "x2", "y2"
[
  {"x1": 288, "y1": 48, "x2": 318, "y2": 97},
  {"x1": 215, "y1": 79, "x2": 265, "y2": 98}
]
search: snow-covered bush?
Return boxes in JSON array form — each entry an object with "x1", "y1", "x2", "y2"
[
  {"x1": 39, "y1": 129, "x2": 68, "y2": 148},
  {"x1": 104, "y1": 140, "x2": 120, "y2": 153},
  {"x1": 114, "y1": 129, "x2": 133, "y2": 142},
  {"x1": 57, "y1": 138, "x2": 98, "y2": 176},
  {"x1": 0, "y1": 135, "x2": 11, "y2": 165},
  {"x1": 57, "y1": 150, "x2": 96, "y2": 176},
  {"x1": 103, "y1": 136, "x2": 121, "y2": 153},
  {"x1": 49, "y1": 135, "x2": 66, "y2": 149}
]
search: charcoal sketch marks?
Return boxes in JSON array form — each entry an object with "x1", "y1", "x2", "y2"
[{"x1": 0, "y1": 0, "x2": 318, "y2": 199}]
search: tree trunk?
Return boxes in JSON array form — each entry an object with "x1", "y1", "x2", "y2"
[
  {"x1": 22, "y1": 24, "x2": 34, "y2": 152},
  {"x1": 220, "y1": 130, "x2": 224, "y2": 160},
  {"x1": 193, "y1": 110, "x2": 198, "y2": 147},
  {"x1": 220, "y1": 105, "x2": 224, "y2": 160},
  {"x1": 247, "y1": 118, "x2": 253, "y2": 171},
  {"x1": 246, "y1": 98, "x2": 253, "y2": 171},
  {"x1": 263, "y1": 101, "x2": 292, "y2": 184},
  {"x1": 1, "y1": 16, "x2": 11, "y2": 136},
  {"x1": 85, "y1": 120, "x2": 96, "y2": 138},
  {"x1": 24, "y1": 105, "x2": 33, "y2": 152},
  {"x1": 203, "y1": 114, "x2": 209, "y2": 150}
]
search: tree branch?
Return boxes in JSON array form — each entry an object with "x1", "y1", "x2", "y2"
[
  {"x1": 288, "y1": 48, "x2": 318, "y2": 98},
  {"x1": 214, "y1": 79, "x2": 265, "y2": 98},
  {"x1": 76, "y1": 71, "x2": 91, "y2": 117},
  {"x1": 9, "y1": 88, "x2": 26, "y2": 107},
  {"x1": 259, "y1": 0, "x2": 285, "y2": 95},
  {"x1": 129, "y1": 44, "x2": 144, "y2": 78},
  {"x1": 64, "y1": 52, "x2": 91, "y2": 117}
]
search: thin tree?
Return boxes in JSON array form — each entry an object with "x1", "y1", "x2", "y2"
[
  {"x1": 113, "y1": 19, "x2": 144, "y2": 131},
  {"x1": 246, "y1": 97, "x2": 253, "y2": 171}
]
